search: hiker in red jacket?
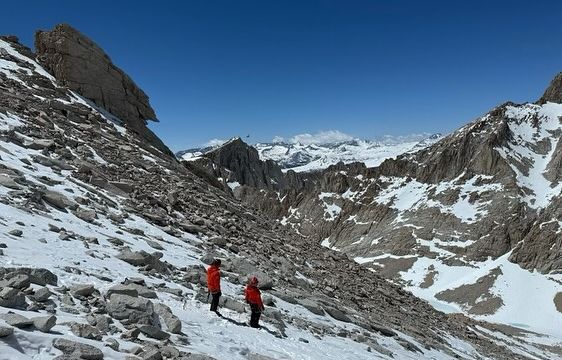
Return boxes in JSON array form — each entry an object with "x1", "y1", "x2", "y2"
[
  {"x1": 244, "y1": 276, "x2": 264, "y2": 328},
  {"x1": 206, "y1": 259, "x2": 221, "y2": 312}
]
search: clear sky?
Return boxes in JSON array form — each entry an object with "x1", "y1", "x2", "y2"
[{"x1": 3, "y1": 1, "x2": 562, "y2": 151}]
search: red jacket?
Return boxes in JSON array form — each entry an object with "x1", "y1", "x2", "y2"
[
  {"x1": 244, "y1": 285, "x2": 263, "y2": 309},
  {"x1": 206, "y1": 265, "x2": 221, "y2": 293}
]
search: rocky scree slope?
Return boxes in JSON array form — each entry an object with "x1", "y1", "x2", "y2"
[
  {"x1": 0, "y1": 28, "x2": 559, "y2": 359},
  {"x1": 184, "y1": 80, "x2": 562, "y2": 337}
]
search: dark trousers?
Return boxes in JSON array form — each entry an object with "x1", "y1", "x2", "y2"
[
  {"x1": 210, "y1": 292, "x2": 221, "y2": 312},
  {"x1": 250, "y1": 304, "x2": 261, "y2": 328}
]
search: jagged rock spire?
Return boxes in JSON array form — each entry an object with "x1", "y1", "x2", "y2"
[
  {"x1": 34, "y1": 24, "x2": 170, "y2": 154},
  {"x1": 538, "y1": 72, "x2": 562, "y2": 104}
]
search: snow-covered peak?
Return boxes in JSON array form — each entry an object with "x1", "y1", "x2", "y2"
[
  {"x1": 177, "y1": 134, "x2": 443, "y2": 172},
  {"x1": 255, "y1": 134, "x2": 443, "y2": 172}
]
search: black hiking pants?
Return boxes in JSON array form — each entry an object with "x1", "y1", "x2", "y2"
[
  {"x1": 210, "y1": 291, "x2": 221, "y2": 312},
  {"x1": 250, "y1": 304, "x2": 261, "y2": 328}
]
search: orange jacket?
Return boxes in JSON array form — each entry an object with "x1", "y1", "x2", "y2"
[
  {"x1": 244, "y1": 285, "x2": 263, "y2": 309},
  {"x1": 206, "y1": 265, "x2": 221, "y2": 293}
]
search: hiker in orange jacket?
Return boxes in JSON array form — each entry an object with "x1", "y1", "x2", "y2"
[
  {"x1": 206, "y1": 259, "x2": 222, "y2": 312},
  {"x1": 244, "y1": 276, "x2": 264, "y2": 328}
]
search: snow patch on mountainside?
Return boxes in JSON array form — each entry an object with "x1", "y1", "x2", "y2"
[
  {"x1": 399, "y1": 253, "x2": 562, "y2": 338},
  {"x1": 496, "y1": 102, "x2": 562, "y2": 209},
  {"x1": 0, "y1": 39, "x2": 55, "y2": 87},
  {"x1": 375, "y1": 175, "x2": 502, "y2": 224}
]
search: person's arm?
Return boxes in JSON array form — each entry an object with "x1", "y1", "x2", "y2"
[
  {"x1": 214, "y1": 271, "x2": 221, "y2": 291},
  {"x1": 206, "y1": 269, "x2": 211, "y2": 291},
  {"x1": 258, "y1": 290, "x2": 264, "y2": 310}
]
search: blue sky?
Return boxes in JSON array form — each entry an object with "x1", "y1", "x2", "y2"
[{"x1": 3, "y1": 1, "x2": 562, "y2": 151}]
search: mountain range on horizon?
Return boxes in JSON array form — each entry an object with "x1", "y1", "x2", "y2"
[{"x1": 177, "y1": 133, "x2": 443, "y2": 173}]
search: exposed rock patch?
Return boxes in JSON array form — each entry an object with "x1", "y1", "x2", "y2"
[
  {"x1": 435, "y1": 267, "x2": 504, "y2": 315},
  {"x1": 555, "y1": 292, "x2": 562, "y2": 314}
]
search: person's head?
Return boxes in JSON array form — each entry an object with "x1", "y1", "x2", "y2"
[
  {"x1": 249, "y1": 276, "x2": 259, "y2": 286},
  {"x1": 212, "y1": 259, "x2": 221, "y2": 267}
]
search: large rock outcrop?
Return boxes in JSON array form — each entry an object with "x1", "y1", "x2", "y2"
[
  {"x1": 34, "y1": 24, "x2": 170, "y2": 154},
  {"x1": 539, "y1": 72, "x2": 562, "y2": 104},
  {"x1": 186, "y1": 138, "x2": 309, "y2": 194}
]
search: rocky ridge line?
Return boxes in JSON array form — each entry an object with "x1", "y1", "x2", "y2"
[{"x1": 34, "y1": 23, "x2": 170, "y2": 155}]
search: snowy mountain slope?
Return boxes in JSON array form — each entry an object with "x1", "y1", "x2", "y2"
[
  {"x1": 0, "y1": 30, "x2": 553, "y2": 360},
  {"x1": 254, "y1": 134, "x2": 443, "y2": 172},
  {"x1": 0, "y1": 127, "x2": 456, "y2": 360},
  {"x1": 268, "y1": 99, "x2": 562, "y2": 338},
  {"x1": 177, "y1": 134, "x2": 442, "y2": 173},
  {"x1": 184, "y1": 77, "x2": 562, "y2": 343}
]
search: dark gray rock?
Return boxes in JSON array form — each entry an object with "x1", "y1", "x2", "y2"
[
  {"x1": 324, "y1": 307, "x2": 351, "y2": 323},
  {"x1": 33, "y1": 287, "x2": 52, "y2": 302},
  {"x1": 70, "y1": 284, "x2": 95, "y2": 297},
  {"x1": 0, "y1": 175, "x2": 21, "y2": 190},
  {"x1": 70, "y1": 322, "x2": 103, "y2": 340},
  {"x1": 139, "y1": 349, "x2": 162, "y2": 360},
  {"x1": 154, "y1": 303, "x2": 182, "y2": 334},
  {"x1": 104, "y1": 337, "x2": 119, "y2": 351},
  {"x1": 539, "y1": 72, "x2": 562, "y2": 104},
  {"x1": 220, "y1": 297, "x2": 247, "y2": 313},
  {"x1": 160, "y1": 346, "x2": 180, "y2": 358},
  {"x1": 145, "y1": 239, "x2": 164, "y2": 250},
  {"x1": 227, "y1": 258, "x2": 274, "y2": 290},
  {"x1": 106, "y1": 293, "x2": 155, "y2": 325},
  {"x1": 199, "y1": 253, "x2": 215, "y2": 265},
  {"x1": 126, "y1": 284, "x2": 157, "y2": 299},
  {"x1": 297, "y1": 299, "x2": 325, "y2": 316},
  {"x1": 8, "y1": 229, "x2": 22, "y2": 237},
  {"x1": 371, "y1": 323, "x2": 397, "y2": 337},
  {"x1": 107, "y1": 283, "x2": 155, "y2": 299},
  {"x1": 209, "y1": 236, "x2": 227, "y2": 247},
  {"x1": 0, "y1": 313, "x2": 33, "y2": 328},
  {"x1": 32, "y1": 315, "x2": 57, "y2": 332},
  {"x1": 52, "y1": 338, "x2": 104, "y2": 360},
  {"x1": 137, "y1": 325, "x2": 170, "y2": 340},
  {"x1": 0, "y1": 325, "x2": 14, "y2": 337},
  {"x1": 0, "y1": 287, "x2": 26, "y2": 309},
  {"x1": 116, "y1": 249, "x2": 169, "y2": 273},
  {"x1": 106, "y1": 237, "x2": 124, "y2": 246},
  {"x1": 86, "y1": 314, "x2": 113, "y2": 333},
  {"x1": 106, "y1": 284, "x2": 139, "y2": 298},
  {"x1": 0, "y1": 267, "x2": 58, "y2": 286},
  {"x1": 1, "y1": 274, "x2": 30, "y2": 289},
  {"x1": 42, "y1": 190, "x2": 76, "y2": 210},
  {"x1": 74, "y1": 207, "x2": 97, "y2": 222}
]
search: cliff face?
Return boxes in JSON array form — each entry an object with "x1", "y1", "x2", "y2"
[
  {"x1": 539, "y1": 71, "x2": 562, "y2": 104},
  {"x1": 34, "y1": 24, "x2": 170, "y2": 154}
]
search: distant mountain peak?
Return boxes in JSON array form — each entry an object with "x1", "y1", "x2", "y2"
[{"x1": 177, "y1": 133, "x2": 443, "y2": 172}]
